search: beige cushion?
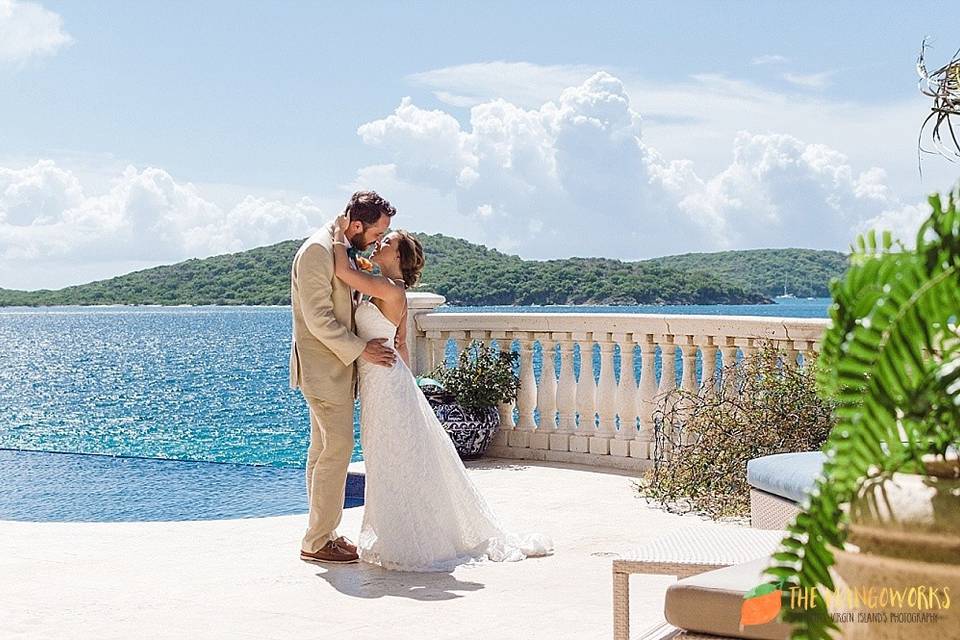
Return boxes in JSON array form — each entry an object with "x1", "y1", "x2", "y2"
[{"x1": 664, "y1": 557, "x2": 791, "y2": 640}]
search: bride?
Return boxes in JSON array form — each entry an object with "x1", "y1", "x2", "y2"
[{"x1": 331, "y1": 214, "x2": 553, "y2": 572}]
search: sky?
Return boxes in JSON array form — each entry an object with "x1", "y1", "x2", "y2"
[{"x1": 2, "y1": 0, "x2": 959, "y2": 290}]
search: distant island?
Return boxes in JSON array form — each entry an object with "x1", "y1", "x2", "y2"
[{"x1": 0, "y1": 234, "x2": 847, "y2": 307}]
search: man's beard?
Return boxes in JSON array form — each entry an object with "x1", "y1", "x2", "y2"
[{"x1": 349, "y1": 234, "x2": 369, "y2": 251}]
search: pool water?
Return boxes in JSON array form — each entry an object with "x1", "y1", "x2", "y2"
[{"x1": 0, "y1": 449, "x2": 363, "y2": 522}]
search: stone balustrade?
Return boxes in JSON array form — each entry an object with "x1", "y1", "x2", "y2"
[{"x1": 404, "y1": 293, "x2": 829, "y2": 472}]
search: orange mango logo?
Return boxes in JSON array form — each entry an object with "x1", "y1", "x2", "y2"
[{"x1": 740, "y1": 582, "x2": 783, "y2": 627}]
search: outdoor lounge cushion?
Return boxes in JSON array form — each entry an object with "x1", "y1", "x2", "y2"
[
  {"x1": 664, "y1": 557, "x2": 790, "y2": 640},
  {"x1": 746, "y1": 452, "x2": 825, "y2": 503}
]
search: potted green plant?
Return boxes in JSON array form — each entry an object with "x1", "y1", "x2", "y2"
[
  {"x1": 426, "y1": 340, "x2": 520, "y2": 459},
  {"x1": 767, "y1": 191, "x2": 960, "y2": 639}
]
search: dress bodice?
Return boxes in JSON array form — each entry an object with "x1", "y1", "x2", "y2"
[{"x1": 355, "y1": 300, "x2": 399, "y2": 345}]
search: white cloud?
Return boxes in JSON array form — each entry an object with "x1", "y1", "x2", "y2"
[
  {"x1": 783, "y1": 71, "x2": 834, "y2": 90},
  {"x1": 359, "y1": 72, "x2": 692, "y2": 258},
  {"x1": 0, "y1": 0, "x2": 73, "y2": 64},
  {"x1": 356, "y1": 71, "x2": 927, "y2": 260},
  {"x1": 408, "y1": 61, "x2": 601, "y2": 109},
  {"x1": 858, "y1": 200, "x2": 931, "y2": 246},
  {"x1": 431, "y1": 91, "x2": 484, "y2": 108},
  {"x1": 400, "y1": 61, "x2": 958, "y2": 206},
  {"x1": 358, "y1": 98, "x2": 478, "y2": 189},
  {"x1": 340, "y1": 162, "x2": 483, "y2": 242},
  {"x1": 677, "y1": 132, "x2": 899, "y2": 249},
  {"x1": 0, "y1": 160, "x2": 322, "y2": 288},
  {"x1": 751, "y1": 54, "x2": 790, "y2": 66}
]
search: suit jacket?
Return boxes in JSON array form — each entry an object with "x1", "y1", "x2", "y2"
[{"x1": 289, "y1": 221, "x2": 367, "y2": 400}]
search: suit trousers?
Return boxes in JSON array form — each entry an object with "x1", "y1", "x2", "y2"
[{"x1": 301, "y1": 394, "x2": 355, "y2": 553}]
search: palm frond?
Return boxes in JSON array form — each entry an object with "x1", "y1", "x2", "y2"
[{"x1": 766, "y1": 190, "x2": 960, "y2": 639}]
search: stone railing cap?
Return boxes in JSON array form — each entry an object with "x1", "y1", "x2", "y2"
[
  {"x1": 406, "y1": 291, "x2": 446, "y2": 309},
  {"x1": 416, "y1": 311, "x2": 827, "y2": 341}
]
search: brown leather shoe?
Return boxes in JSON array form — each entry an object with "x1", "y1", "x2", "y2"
[
  {"x1": 300, "y1": 540, "x2": 359, "y2": 564},
  {"x1": 334, "y1": 536, "x2": 358, "y2": 555}
]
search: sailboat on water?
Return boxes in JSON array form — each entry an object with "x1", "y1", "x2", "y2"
[{"x1": 775, "y1": 277, "x2": 796, "y2": 300}]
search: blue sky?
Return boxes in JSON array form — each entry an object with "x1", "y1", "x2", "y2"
[{"x1": 2, "y1": 1, "x2": 959, "y2": 289}]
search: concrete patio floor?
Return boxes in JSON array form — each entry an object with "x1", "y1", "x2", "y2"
[{"x1": 1, "y1": 458, "x2": 724, "y2": 640}]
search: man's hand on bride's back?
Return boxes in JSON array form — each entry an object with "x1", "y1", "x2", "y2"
[{"x1": 361, "y1": 338, "x2": 396, "y2": 367}]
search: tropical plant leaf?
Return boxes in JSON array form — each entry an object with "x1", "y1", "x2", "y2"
[{"x1": 766, "y1": 190, "x2": 960, "y2": 639}]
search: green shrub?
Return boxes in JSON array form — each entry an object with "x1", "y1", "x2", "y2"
[
  {"x1": 638, "y1": 343, "x2": 836, "y2": 519},
  {"x1": 430, "y1": 340, "x2": 520, "y2": 409}
]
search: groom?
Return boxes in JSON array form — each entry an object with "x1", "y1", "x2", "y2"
[{"x1": 290, "y1": 190, "x2": 397, "y2": 564}]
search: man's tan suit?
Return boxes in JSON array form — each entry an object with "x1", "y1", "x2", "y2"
[{"x1": 289, "y1": 221, "x2": 366, "y2": 553}]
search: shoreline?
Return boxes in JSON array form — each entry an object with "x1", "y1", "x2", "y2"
[{"x1": 0, "y1": 298, "x2": 818, "y2": 311}]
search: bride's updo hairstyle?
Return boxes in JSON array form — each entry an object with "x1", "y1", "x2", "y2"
[{"x1": 395, "y1": 230, "x2": 425, "y2": 288}]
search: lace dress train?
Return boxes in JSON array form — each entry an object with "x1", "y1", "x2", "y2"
[{"x1": 354, "y1": 300, "x2": 552, "y2": 572}]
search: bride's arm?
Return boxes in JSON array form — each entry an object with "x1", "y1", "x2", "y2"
[{"x1": 332, "y1": 215, "x2": 406, "y2": 303}]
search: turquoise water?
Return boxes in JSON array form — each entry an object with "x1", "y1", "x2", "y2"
[
  {"x1": 0, "y1": 299, "x2": 829, "y2": 468},
  {"x1": 0, "y1": 305, "x2": 338, "y2": 467},
  {"x1": 0, "y1": 449, "x2": 363, "y2": 522},
  {"x1": 446, "y1": 297, "x2": 831, "y2": 318}
]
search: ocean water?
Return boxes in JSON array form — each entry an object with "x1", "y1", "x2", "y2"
[
  {"x1": 446, "y1": 297, "x2": 831, "y2": 318},
  {"x1": 0, "y1": 299, "x2": 830, "y2": 469},
  {"x1": 0, "y1": 305, "x2": 332, "y2": 467}
]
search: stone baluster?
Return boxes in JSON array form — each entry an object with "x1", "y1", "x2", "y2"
[
  {"x1": 657, "y1": 336, "x2": 678, "y2": 397},
  {"x1": 425, "y1": 331, "x2": 445, "y2": 371},
  {"x1": 508, "y1": 335, "x2": 537, "y2": 448},
  {"x1": 490, "y1": 331, "x2": 514, "y2": 447},
  {"x1": 698, "y1": 337, "x2": 719, "y2": 398},
  {"x1": 552, "y1": 335, "x2": 577, "y2": 452},
  {"x1": 799, "y1": 340, "x2": 817, "y2": 371},
  {"x1": 611, "y1": 333, "x2": 637, "y2": 457},
  {"x1": 677, "y1": 337, "x2": 699, "y2": 446},
  {"x1": 767, "y1": 340, "x2": 785, "y2": 372},
  {"x1": 657, "y1": 335, "x2": 679, "y2": 455},
  {"x1": 467, "y1": 330, "x2": 489, "y2": 348},
  {"x1": 531, "y1": 334, "x2": 557, "y2": 450},
  {"x1": 635, "y1": 334, "x2": 658, "y2": 459},
  {"x1": 570, "y1": 332, "x2": 596, "y2": 453},
  {"x1": 680, "y1": 338, "x2": 698, "y2": 394},
  {"x1": 736, "y1": 337, "x2": 757, "y2": 391},
  {"x1": 496, "y1": 400, "x2": 515, "y2": 441},
  {"x1": 784, "y1": 340, "x2": 801, "y2": 372},
  {"x1": 405, "y1": 292, "x2": 446, "y2": 376},
  {"x1": 591, "y1": 333, "x2": 618, "y2": 455},
  {"x1": 719, "y1": 340, "x2": 739, "y2": 394}
]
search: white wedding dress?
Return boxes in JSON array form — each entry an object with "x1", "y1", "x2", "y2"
[{"x1": 354, "y1": 299, "x2": 553, "y2": 572}]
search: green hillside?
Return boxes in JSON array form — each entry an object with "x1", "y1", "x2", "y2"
[
  {"x1": 0, "y1": 234, "x2": 847, "y2": 307},
  {"x1": 648, "y1": 248, "x2": 848, "y2": 298}
]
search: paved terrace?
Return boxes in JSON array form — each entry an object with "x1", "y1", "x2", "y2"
[{"x1": 1, "y1": 459, "x2": 726, "y2": 640}]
